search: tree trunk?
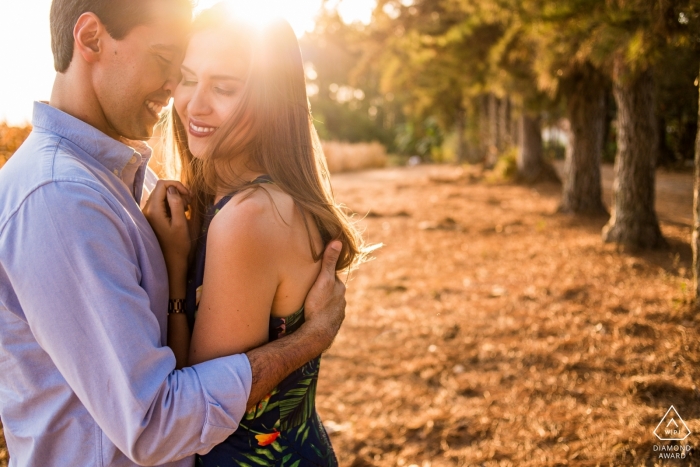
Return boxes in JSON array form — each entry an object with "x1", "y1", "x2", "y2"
[
  {"x1": 518, "y1": 114, "x2": 544, "y2": 181},
  {"x1": 498, "y1": 97, "x2": 511, "y2": 151},
  {"x1": 455, "y1": 107, "x2": 466, "y2": 163},
  {"x1": 477, "y1": 94, "x2": 489, "y2": 163},
  {"x1": 486, "y1": 93, "x2": 499, "y2": 168},
  {"x1": 511, "y1": 109, "x2": 520, "y2": 147},
  {"x1": 693, "y1": 64, "x2": 700, "y2": 302},
  {"x1": 602, "y1": 58, "x2": 665, "y2": 249},
  {"x1": 560, "y1": 63, "x2": 608, "y2": 215}
]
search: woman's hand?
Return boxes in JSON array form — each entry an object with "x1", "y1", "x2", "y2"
[{"x1": 142, "y1": 180, "x2": 191, "y2": 295}]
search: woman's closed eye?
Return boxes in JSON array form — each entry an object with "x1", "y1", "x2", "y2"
[{"x1": 215, "y1": 87, "x2": 236, "y2": 96}]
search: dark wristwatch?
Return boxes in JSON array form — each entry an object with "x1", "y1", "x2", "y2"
[{"x1": 168, "y1": 299, "x2": 186, "y2": 315}]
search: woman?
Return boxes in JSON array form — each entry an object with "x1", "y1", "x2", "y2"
[{"x1": 143, "y1": 5, "x2": 364, "y2": 466}]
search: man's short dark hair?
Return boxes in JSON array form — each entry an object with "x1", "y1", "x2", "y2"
[{"x1": 50, "y1": 0, "x2": 191, "y2": 73}]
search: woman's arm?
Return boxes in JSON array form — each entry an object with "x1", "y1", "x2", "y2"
[
  {"x1": 189, "y1": 192, "x2": 282, "y2": 365},
  {"x1": 142, "y1": 181, "x2": 192, "y2": 369}
]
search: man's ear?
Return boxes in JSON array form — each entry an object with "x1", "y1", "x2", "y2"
[{"x1": 73, "y1": 12, "x2": 105, "y2": 64}]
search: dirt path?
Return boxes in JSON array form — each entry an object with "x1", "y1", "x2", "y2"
[{"x1": 318, "y1": 165, "x2": 697, "y2": 466}]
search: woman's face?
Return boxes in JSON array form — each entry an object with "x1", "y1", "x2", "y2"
[{"x1": 174, "y1": 30, "x2": 248, "y2": 159}]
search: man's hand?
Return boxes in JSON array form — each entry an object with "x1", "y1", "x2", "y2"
[
  {"x1": 244, "y1": 240, "x2": 346, "y2": 409},
  {"x1": 303, "y1": 241, "x2": 346, "y2": 349}
]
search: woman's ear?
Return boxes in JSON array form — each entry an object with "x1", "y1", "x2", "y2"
[{"x1": 73, "y1": 12, "x2": 104, "y2": 64}]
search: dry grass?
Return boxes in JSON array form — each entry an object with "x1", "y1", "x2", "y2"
[
  {"x1": 323, "y1": 141, "x2": 388, "y2": 173},
  {"x1": 146, "y1": 138, "x2": 389, "y2": 177},
  {"x1": 317, "y1": 165, "x2": 698, "y2": 466},
  {"x1": 0, "y1": 123, "x2": 31, "y2": 169}
]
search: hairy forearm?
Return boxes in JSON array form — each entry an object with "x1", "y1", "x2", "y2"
[{"x1": 245, "y1": 324, "x2": 333, "y2": 410}]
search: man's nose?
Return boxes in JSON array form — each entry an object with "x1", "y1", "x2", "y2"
[{"x1": 162, "y1": 68, "x2": 181, "y2": 98}]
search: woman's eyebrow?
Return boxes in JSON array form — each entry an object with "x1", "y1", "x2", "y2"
[
  {"x1": 180, "y1": 65, "x2": 243, "y2": 82},
  {"x1": 211, "y1": 75, "x2": 244, "y2": 81}
]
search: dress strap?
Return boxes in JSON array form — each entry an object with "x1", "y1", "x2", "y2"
[
  {"x1": 251, "y1": 174, "x2": 274, "y2": 185},
  {"x1": 213, "y1": 175, "x2": 274, "y2": 211}
]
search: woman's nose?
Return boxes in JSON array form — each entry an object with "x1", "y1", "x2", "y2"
[{"x1": 188, "y1": 86, "x2": 212, "y2": 116}]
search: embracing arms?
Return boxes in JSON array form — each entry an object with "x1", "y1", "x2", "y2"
[{"x1": 143, "y1": 181, "x2": 346, "y2": 410}]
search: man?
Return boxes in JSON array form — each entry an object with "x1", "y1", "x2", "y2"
[{"x1": 0, "y1": 1, "x2": 346, "y2": 466}]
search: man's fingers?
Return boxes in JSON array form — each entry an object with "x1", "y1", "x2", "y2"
[
  {"x1": 166, "y1": 187, "x2": 187, "y2": 228},
  {"x1": 321, "y1": 241, "x2": 342, "y2": 277},
  {"x1": 169, "y1": 181, "x2": 190, "y2": 197}
]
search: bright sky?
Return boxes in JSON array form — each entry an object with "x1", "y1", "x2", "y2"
[{"x1": 0, "y1": 0, "x2": 375, "y2": 125}]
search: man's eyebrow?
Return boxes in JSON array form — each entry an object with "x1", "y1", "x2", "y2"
[
  {"x1": 181, "y1": 65, "x2": 244, "y2": 81},
  {"x1": 151, "y1": 44, "x2": 181, "y2": 54}
]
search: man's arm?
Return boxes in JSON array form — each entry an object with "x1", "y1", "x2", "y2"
[
  {"x1": 3, "y1": 181, "x2": 250, "y2": 465},
  {"x1": 245, "y1": 242, "x2": 346, "y2": 409}
]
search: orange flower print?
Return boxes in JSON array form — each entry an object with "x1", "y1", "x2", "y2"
[
  {"x1": 255, "y1": 430, "x2": 280, "y2": 446},
  {"x1": 258, "y1": 393, "x2": 272, "y2": 410}
]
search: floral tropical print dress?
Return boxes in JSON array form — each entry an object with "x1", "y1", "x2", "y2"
[{"x1": 186, "y1": 175, "x2": 339, "y2": 467}]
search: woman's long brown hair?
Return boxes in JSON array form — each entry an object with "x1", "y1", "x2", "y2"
[{"x1": 163, "y1": 6, "x2": 365, "y2": 271}]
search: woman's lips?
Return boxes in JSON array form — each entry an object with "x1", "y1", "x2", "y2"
[{"x1": 188, "y1": 120, "x2": 218, "y2": 138}]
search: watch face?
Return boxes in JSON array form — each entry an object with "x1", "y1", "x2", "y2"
[{"x1": 168, "y1": 299, "x2": 186, "y2": 314}]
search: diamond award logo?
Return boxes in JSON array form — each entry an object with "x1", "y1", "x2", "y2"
[{"x1": 654, "y1": 406, "x2": 691, "y2": 441}]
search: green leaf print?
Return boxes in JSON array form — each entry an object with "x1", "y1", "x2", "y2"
[
  {"x1": 241, "y1": 453, "x2": 270, "y2": 467},
  {"x1": 294, "y1": 420, "x2": 308, "y2": 442},
  {"x1": 283, "y1": 306, "x2": 305, "y2": 331},
  {"x1": 289, "y1": 460, "x2": 301, "y2": 467},
  {"x1": 278, "y1": 376, "x2": 318, "y2": 431},
  {"x1": 270, "y1": 441, "x2": 285, "y2": 453},
  {"x1": 255, "y1": 449, "x2": 275, "y2": 460}
]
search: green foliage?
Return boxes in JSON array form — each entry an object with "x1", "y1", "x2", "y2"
[
  {"x1": 300, "y1": 10, "x2": 399, "y2": 150},
  {"x1": 395, "y1": 117, "x2": 444, "y2": 159},
  {"x1": 301, "y1": 0, "x2": 700, "y2": 163},
  {"x1": 491, "y1": 146, "x2": 519, "y2": 181}
]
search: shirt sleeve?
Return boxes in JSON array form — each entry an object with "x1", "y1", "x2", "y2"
[{"x1": 2, "y1": 180, "x2": 251, "y2": 465}]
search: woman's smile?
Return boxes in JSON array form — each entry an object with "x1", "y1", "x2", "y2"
[{"x1": 188, "y1": 119, "x2": 218, "y2": 138}]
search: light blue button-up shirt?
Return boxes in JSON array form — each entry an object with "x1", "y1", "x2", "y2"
[{"x1": 0, "y1": 102, "x2": 252, "y2": 467}]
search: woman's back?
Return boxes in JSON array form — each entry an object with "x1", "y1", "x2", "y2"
[
  {"x1": 197, "y1": 307, "x2": 337, "y2": 466},
  {"x1": 187, "y1": 176, "x2": 338, "y2": 466}
]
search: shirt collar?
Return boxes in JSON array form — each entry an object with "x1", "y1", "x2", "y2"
[{"x1": 31, "y1": 101, "x2": 152, "y2": 178}]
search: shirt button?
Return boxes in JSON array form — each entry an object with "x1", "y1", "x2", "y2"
[
  {"x1": 130, "y1": 155, "x2": 138, "y2": 165},
  {"x1": 113, "y1": 169, "x2": 119, "y2": 176}
]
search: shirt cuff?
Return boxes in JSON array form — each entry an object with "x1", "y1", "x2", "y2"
[{"x1": 192, "y1": 353, "x2": 252, "y2": 445}]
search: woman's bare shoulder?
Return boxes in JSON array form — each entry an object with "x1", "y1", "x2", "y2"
[{"x1": 209, "y1": 184, "x2": 296, "y2": 245}]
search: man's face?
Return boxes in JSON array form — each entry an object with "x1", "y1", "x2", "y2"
[{"x1": 93, "y1": 2, "x2": 190, "y2": 141}]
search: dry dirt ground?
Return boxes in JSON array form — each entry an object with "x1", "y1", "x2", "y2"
[
  {"x1": 0, "y1": 164, "x2": 697, "y2": 466},
  {"x1": 318, "y1": 164, "x2": 697, "y2": 467}
]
